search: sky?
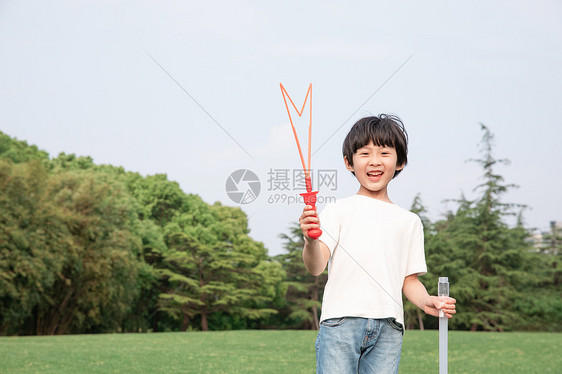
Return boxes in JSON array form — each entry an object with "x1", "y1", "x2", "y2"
[{"x1": 1, "y1": 1, "x2": 561, "y2": 256}]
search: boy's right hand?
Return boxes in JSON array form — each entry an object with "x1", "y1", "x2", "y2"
[{"x1": 299, "y1": 205, "x2": 320, "y2": 241}]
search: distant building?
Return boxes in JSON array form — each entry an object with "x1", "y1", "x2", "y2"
[{"x1": 531, "y1": 221, "x2": 562, "y2": 254}]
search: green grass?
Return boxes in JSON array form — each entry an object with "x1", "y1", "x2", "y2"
[
  {"x1": 0, "y1": 330, "x2": 560, "y2": 373},
  {"x1": 400, "y1": 330, "x2": 561, "y2": 373}
]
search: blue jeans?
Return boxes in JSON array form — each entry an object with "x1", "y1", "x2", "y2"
[{"x1": 316, "y1": 317, "x2": 403, "y2": 374}]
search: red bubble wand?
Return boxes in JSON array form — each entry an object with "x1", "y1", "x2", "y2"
[{"x1": 280, "y1": 83, "x2": 322, "y2": 239}]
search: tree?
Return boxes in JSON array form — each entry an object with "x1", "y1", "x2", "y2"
[
  {"x1": 158, "y1": 198, "x2": 280, "y2": 331},
  {"x1": 50, "y1": 153, "x2": 164, "y2": 333},
  {"x1": 403, "y1": 194, "x2": 432, "y2": 330},
  {"x1": 512, "y1": 218, "x2": 562, "y2": 331},
  {"x1": 423, "y1": 124, "x2": 541, "y2": 331},
  {"x1": 0, "y1": 160, "x2": 143, "y2": 334},
  {"x1": 120, "y1": 172, "x2": 189, "y2": 332},
  {"x1": 0, "y1": 131, "x2": 49, "y2": 164},
  {"x1": 0, "y1": 160, "x2": 69, "y2": 334},
  {"x1": 276, "y1": 224, "x2": 327, "y2": 330},
  {"x1": 49, "y1": 155, "x2": 193, "y2": 333},
  {"x1": 36, "y1": 169, "x2": 144, "y2": 334},
  {"x1": 1, "y1": 131, "x2": 289, "y2": 334}
]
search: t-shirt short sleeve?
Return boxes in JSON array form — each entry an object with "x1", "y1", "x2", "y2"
[
  {"x1": 405, "y1": 216, "x2": 427, "y2": 277},
  {"x1": 318, "y1": 203, "x2": 339, "y2": 256}
]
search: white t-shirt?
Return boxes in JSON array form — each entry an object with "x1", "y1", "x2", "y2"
[{"x1": 318, "y1": 194, "x2": 427, "y2": 326}]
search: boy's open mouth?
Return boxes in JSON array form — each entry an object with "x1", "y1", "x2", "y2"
[{"x1": 367, "y1": 171, "x2": 383, "y2": 177}]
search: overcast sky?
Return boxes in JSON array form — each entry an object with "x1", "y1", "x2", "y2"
[{"x1": 1, "y1": 1, "x2": 561, "y2": 255}]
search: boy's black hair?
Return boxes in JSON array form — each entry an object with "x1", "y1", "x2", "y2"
[{"x1": 342, "y1": 114, "x2": 408, "y2": 178}]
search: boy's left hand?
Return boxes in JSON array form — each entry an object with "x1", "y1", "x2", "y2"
[{"x1": 424, "y1": 296, "x2": 456, "y2": 319}]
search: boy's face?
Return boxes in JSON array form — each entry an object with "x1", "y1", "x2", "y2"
[{"x1": 344, "y1": 140, "x2": 404, "y2": 202}]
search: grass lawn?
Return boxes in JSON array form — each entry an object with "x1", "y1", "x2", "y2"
[{"x1": 0, "y1": 330, "x2": 560, "y2": 373}]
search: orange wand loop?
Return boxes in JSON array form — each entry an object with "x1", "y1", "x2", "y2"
[{"x1": 280, "y1": 83, "x2": 322, "y2": 239}]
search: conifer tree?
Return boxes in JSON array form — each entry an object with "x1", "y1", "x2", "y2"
[
  {"x1": 158, "y1": 198, "x2": 280, "y2": 331},
  {"x1": 276, "y1": 224, "x2": 327, "y2": 330},
  {"x1": 404, "y1": 194, "x2": 432, "y2": 330},
  {"x1": 425, "y1": 124, "x2": 537, "y2": 331}
]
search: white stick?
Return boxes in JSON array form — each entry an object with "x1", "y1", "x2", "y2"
[{"x1": 438, "y1": 277, "x2": 449, "y2": 374}]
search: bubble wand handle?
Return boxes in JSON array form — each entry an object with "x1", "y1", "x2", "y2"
[
  {"x1": 300, "y1": 177, "x2": 322, "y2": 239},
  {"x1": 438, "y1": 277, "x2": 449, "y2": 374}
]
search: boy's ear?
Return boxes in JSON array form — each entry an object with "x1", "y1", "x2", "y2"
[
  {"x1": 344, "y1": 156, "x2": 354, "y2": 172},
  {"x1": 396, "y1": 163, "x2": 405, "y2": 171}
]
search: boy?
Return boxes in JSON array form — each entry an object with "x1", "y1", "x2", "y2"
[{"x1": 299, "y1": 115, "x2": 456, "y2": 374}]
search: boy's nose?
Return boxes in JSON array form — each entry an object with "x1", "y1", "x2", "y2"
[{"x1": 369, "y1": 156, "x2": 382, "y2": 166}]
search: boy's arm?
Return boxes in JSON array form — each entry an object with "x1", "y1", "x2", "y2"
[
  {"x1": 302, "y1": 236, "x2": 331, "y2": 276},
  {"x1": 403, "y1": 274, "x2": 456, "y2": 318},
  {"x1": 300, "y1": 205, "x2": 331, "y2": 276}
]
